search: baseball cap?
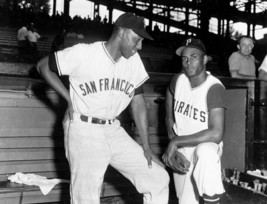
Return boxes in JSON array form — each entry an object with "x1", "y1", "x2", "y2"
[
  {"x1": 176, "y1": 38, "x2": 206, "y2": 56},
  {"x1": 115, "y1": 12, "x2": 153, "y2": 40}
]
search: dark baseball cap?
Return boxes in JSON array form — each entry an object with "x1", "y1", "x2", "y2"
[
  {"x1": 115, "y1": 12, "x2": 153, "y2": 40},
  {"x1": 176, "y1": 38, "x2": 206, "y2": 56}
]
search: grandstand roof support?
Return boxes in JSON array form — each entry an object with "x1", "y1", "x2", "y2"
[
  {"x1": 107, "y1": 0, "x2": 114, "y2": 25},
  {"x1": 64, "y1": 0, "x2": 70, "y2": 16},
  {"x1": 52, "y1": 0, "x2": 56, "y2": 16},
  {"x1": 93, "y1": 2, "x2": 100, "y2": 19},
  {"x1": 148, "y1": 0, "x2": 153, "y2": 32}
]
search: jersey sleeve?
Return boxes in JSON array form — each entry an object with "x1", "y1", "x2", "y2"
[
  {"x1": 54, "y1": 44, "x2": 85, "y2": 76},
  {"x1": 133, "y1": 53, "x2": 149, "y2": 88},
  {"x1": 228, "y1": 52, "x2": 240, "y2": 72},
  {"x1": 207, "y1": 84, "x2": 226, "y2": 110},
  {"x1": 259, "y1": 55, "x2": 267, "y2": 72}
]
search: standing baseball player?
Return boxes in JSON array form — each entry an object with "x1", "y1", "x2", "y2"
[
  {"x1": 163, "y1": 38, "x2": 226, "y2": 204},
  {"x1": 36, "y1": 12, "x2": 169, "y2": 204}
]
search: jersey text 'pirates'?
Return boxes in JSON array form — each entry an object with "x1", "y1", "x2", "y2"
[{"x1": 172, "y1": 73, "x2": 225, "y2": 136}]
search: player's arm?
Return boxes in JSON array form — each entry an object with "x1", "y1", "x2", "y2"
[
  {"x1": 170, "y1": 85, "x2": 225, "y2": 147},
  {"x1": 130, "y1": 90, "x2": 164, "y2": 168},
  {"x1": 172, "y1": 107, "x2": 225, "y2": 147},
  {"x1": 165, "y1": 75, "x2": 178, "y2": 140},
  {"x1": 36, "y1": 55, "x2": 73, "y2": 120},
  {"x1": 230, "y1": 70, "x2": 256, "y2": 79},
  {"x1": 163, "y1": 107, "x2": 225, "y2": 165}
]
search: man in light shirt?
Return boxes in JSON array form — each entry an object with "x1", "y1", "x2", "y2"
[
  {"x1": 17, "y1": 24, "x2": 28, "y2": 55},
  {"x1": 228, "y1": 35, "x2": 256, "y2": 79},
  {"x1": 27, "y1": 23, "x2": 41, "y2": 62}
]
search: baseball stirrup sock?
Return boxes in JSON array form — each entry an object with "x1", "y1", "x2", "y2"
[{"x1": 203, "y1": 193, "x2": 222, "y2": 204}]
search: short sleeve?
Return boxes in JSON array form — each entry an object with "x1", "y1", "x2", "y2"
[
  {"x1": 259, "y1": 55, "x2": 267, "y2": 72},
  {"x1": 228, "y1": 52, "x2": 240, "y2": 72},
  {"x1": 132, "y1": 53, "x2": 149, "y2": 88},
  {"x1": 207, "y1": 84, "x2": 226, "y2": 110},
  {"x1": 55, "y1": 44, "x2": 85, "y2": 76}
]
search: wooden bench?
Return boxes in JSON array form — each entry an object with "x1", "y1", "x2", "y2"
[{"x1": 0, "y1": 74, "x2": 174, "y2": 204}]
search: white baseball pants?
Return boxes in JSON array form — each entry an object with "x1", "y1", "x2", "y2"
[
  {"x1": 63, "y1": 113, "x2": 170, "y2": 204},
  {"x1": 173, "y1": 142, "x2": 225, "y2": 204}
]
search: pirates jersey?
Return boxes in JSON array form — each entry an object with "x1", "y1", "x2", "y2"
[{"x1": 171, "y1": 73, "x2": 225, "y2": 136}]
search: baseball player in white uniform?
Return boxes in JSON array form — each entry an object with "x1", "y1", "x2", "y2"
[
  {"x1": 163, "y1": 38, "x2": 226, "y2": 204},
  {"x1": 36, "y1": 12, "x2": 169, "y2": 204}
]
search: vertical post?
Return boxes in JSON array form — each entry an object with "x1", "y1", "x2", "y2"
[
  {"x1": 64, "y1": 0, "x2": 70, "y2": 17},
  {"x1": 218, "y1": 18, "x2": 221, "y2": 36},
  {"x1": 148, "y1": 0, "x2": 153, "y2": 32},
  {"x1": 166, "y1": 2, "x2": 170, "y2": 33},
  {"x1": 108, "y1": 0, "x2": 113, "y2": 24},
  {"x1": 94, "y1": 2, "x2": 100, "y2": 20},
  {"x1": 185, "y1": 6, "x2": 189, "y2": 36},
  {"x1": 53, "y1": 0, "x2": 57, "y2": 16}
]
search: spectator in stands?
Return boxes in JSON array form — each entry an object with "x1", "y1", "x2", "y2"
[
  {"x1": 27, "y1": 23, "x2": 41, "y2": 62},
  {"x1": 228, "y1": 35, "x2": 256, "y2": 79},
  {"x1": 50, "y1": 29, "x2": 66, "y2": 53},
  {"x1": 17, "y1": 24, "x2": 29, "y2": 55}
]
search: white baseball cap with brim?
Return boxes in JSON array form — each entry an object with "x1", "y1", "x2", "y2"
[
  {"x1": 176, "y1": 38, "x2": 206, "y2": 56},
  {"x1": 115, "y1": 12, "x2": 153, "y2": 40}
]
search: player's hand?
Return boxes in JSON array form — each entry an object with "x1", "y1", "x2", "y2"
[
  {"x1": 163, "y1": 141, "x2": 190, "y2": 173},
  {"x1": 162, "y1": 140, "x2": 177, "y2": 167},
  {"x1": 143, "y1": 148, "x2": 165, "y2": 168}
]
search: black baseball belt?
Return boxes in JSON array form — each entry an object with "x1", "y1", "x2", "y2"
[{"x1": 80, "y1": 115, "x2": 115, "y2": 125}]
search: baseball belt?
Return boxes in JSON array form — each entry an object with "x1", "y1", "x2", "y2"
[{"x1": 80, "y1": 115, "x2": 115, "y2": 125}]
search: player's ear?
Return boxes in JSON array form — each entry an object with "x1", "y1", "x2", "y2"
[
  {"x1": 118, "y1": 28, "x2": 125, "y2": 39},
  {"x1": 237, "y1": 44, "x2": 240, "y2": 50},
  {"x1": 203, "y1": 55, "x2": 208, "y2": 65}
]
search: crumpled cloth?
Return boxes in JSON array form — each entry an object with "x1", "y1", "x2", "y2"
[{"x1": 7, "y1": 172, "x2": 69, "y2": 195}]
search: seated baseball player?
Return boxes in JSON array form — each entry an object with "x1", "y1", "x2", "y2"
[
  {"x1": 36, "y1": 12, "x2": 169, "y2": 204},
  {"x1": 163, "y1": 38, "x2": 226, "y2": 204}
]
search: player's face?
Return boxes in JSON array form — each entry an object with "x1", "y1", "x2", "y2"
[
  {"x1": 181, "y1": 47, "x2": 207, "y2": 78},
  {"x1": 120, "y1": 29, "x2": 143, "y2": 59},
  {"x1": 238, "y1": 37, "x2": 254, "y2": 56}
]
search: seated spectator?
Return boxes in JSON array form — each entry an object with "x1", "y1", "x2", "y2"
[{"x1": 228, "y1": 35, "x2": 256, "y2": 79}]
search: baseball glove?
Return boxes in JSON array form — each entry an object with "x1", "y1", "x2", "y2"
[{"x1": 167, "y1": 151, "x2": 190, "y2": 173}]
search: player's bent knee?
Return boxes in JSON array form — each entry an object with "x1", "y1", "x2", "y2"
[{"x1": 152, "y1": 164, "x2": 170, "y2": 187}]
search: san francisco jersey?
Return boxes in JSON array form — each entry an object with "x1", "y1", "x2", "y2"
[
  {"x1": 54, "y1": 42, "x2": 149, "y2": 119},
  {"x1": 172, "y1": 73, "x2": 224, "y2": 136}
]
